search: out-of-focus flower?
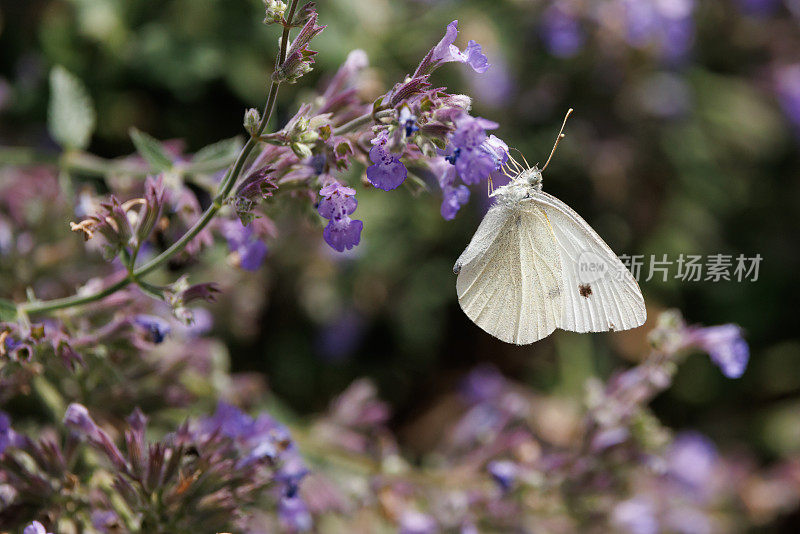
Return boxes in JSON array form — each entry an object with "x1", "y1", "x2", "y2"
[
  {"x1": 735, "y1": 0, "x2": 781, "y2": 16},
  {"x1": 317, "y1": 181, "x2": 363, "y2": 252},
  {"x1": 685, "y1": 324, "x2": 749, "y2": 378},
  {"x1": 279, "y1": 495, "x2": 313, "y2": 532},
  {"x1": 541, "y1": 1, "x2": 585, "y2": 57},
  {"x1": 23, "y1": 521, "x2": 52, "y2": 534},
  {"x1": 0, "y1": 412, "x2": 22, "y2": 455},
  {"x1": 221, "y1": 219, "x2": 268, "y2": 271},
  {"x1": 367, "y1": 132, "x2": 408, "y2": 190},
  {"x1": 666, "y1": 432, "x2": 718, "y2": 494},
  {"x1": 611, "y1": 497, "x2": 658, "y2": 534},
  {"x1": 620, "y1": 0, "x2": 695, "y2": 61},
  {"x1": 133, "y1": 314, "x2": 172, "y2": 344},
  {"x1": 461, "y1": 364, "x2": 506, "y2": 404},
  {"x1": 776, "y1": 64, "x2": 800, "y2": 130},
  {"x1": 315, "y1": 308, "x2": 365, "y2": 361},
  {"x1": 415, "y1": 20, "x2": 490, "y2": 76},
  {"x1": 488, "y1": 460, "x2": 518, "y2": 491},
  {"x1": 399, "y1": 510, "x2": 438, "y2": 534}
]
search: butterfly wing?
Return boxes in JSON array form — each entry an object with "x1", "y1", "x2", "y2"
[
  {"x1": 532, "y1": 191, "x2": 646, "y2": 333},
  {"x1": 455, "y1": 204, "x2": 563, "y2": 345}
]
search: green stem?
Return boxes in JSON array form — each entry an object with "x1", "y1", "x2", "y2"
[
  {"x1": 17, "y1": 0, "x2": 302, "y2": 318},
  {"x1": 332, "y1": 109, "x2": 394, "y2": 136}
]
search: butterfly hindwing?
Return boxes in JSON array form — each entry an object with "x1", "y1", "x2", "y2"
[{"x1": 532, "y1": 191, "x2": 646, "y2": 333}]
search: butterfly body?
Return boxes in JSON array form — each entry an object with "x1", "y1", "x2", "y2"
[{"x1": 454, "y1": 165, "x2": 646, "y2": 345}]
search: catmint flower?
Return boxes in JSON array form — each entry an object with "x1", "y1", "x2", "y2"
[
  {"x1": 366, "y1": 132, "x2": 408, "y2": 191},
  {"x1": 231, "y1": 166, "x2": 277, "y2": 224},
  {"x1": 488, "y1": 460, "x2": 518, "y2": 492},
  {"x1": 0, "y1": 411, "x2": 22, "y2": 455},
  {"x1": 64, "y1": 403, "x2": 98, "y2": 437},
  {"x1": 134, "y1": 314, "x2": 172, "y2": 344},
  {"x1": 399, "y1": 106, "x2": 419, "y2": 137},
  {"x1": 776, "y1": 64, "x2": 800, "y2": 130},
  {"x1": 273, "y1": 12, "x2": 325, "y2": 84},
  {"x1": 611, "y1": 498, "x2": 659, "y2": 534},
  {"x1": 221, "y1": 219, "x2": 268, "y2": 271},
  {"x1": 399, "y1": 511, "x2": 438, "y2": 534},
  {"x1": 620, "y1": 0, "x2": 695, "y2": 62},
  {"x1": 23, "y1": 522, "x2": 52, "y2": 534},
  {"x1": 685, "y1": 324, "x2": 749, "y2": 378},
  {"x1": 279, "y1": 495, "x2": 313, "y2": 532},
  {"x1": 447, "y1": 114, "x2": 506, "y2": 185},
  {"x1": 541, "y1": 2, "x2": 585, "y2": 58},
  {"x1": 318, "y1": 181, "x2": 363, "y2": 252},
  {"x1": 135, "y1": 175, "x2": 167, "y2": 245},
  {"x1": 666, "y1": 432, "x2": 718, "y2": 494},
  {"x1": 416, "y1": 20, "x2": 490, "y2": 76},
  {"x1": 461, "y1": 365, "x2": 506, "y2": 404},
  {"x1": 735, "y1": 0, "x2": 781, "y2": 16},
  {"x1": 441, "y1": 184, "x2": 469, "y2": 220}
]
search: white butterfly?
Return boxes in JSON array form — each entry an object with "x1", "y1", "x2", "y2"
[{"x1": 454, "y1": 110, "x2": 646, "y2": 345}]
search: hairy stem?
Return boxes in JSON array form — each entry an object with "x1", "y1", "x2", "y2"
[
  {"x1": 332, "y1": 109, "x2": 395, "y2": 136},
  {"x1": 18, "y1": 0, "x2": 302, "y2": 317}
]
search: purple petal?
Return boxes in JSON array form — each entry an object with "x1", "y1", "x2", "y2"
[{"x1": 323, "y1": 218, "x2": 363, "y2": 252}]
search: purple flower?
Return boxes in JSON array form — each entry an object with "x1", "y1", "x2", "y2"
[
  {"x1": 366, "y1": 134, "x2": 407, "y2": 190},
  {"x1": 424, "y1": 20, "x2": 490, "y2": 74},
  {"x1": 64, "y1": 403, "x2": 98, "y2": 437},
  {"x1": 488, "y1": 460, "x2": 517, "y2": 491},
  {"x1": 541, "y1": 2, "x2": 585, "y2": 58},
  {"x1": 666, "y1": 432, "x2": 717, "y2": 493},
  {"x1": 446, "y1": 115, "x2": 506, "y2": 185},
  {"x1": 735, "y1": 0, "x2": 781, "y2": 16},
  {"x1": 279, "y1": 496, "x2": 313, "y2": 532},
  {"x1": 776, "y1": 64, "x2": 800, "y2": 130},
  {"x1": 441, "y1": 184, "x2": 470, "y2": 220},
  {"x1": 0, "y1": 411, "x2": 22, "y2": 455},
  {"x1": 461, "y1": 365, "x2": 506, "y2": 404},
  {"x1": 315, "y1": 308, "x2": 365, "y2": 361},
  {"x1": 134, "y1": 314, "x2": 172, "y2": 344},
  {"x1": 621, "y1": 0, "x2": 695, "y2": 62},
  {"x1": 686, "y1": 324, "x2": 749, "y2": 378},
  {"x1": 221, "y1": 219, "x2": 268, "y2": 271},
  {"x1": 91, "y1": 510, "x2": 120, "y2": 533},
  {"x1": 318, "y1": 181, "x2": 363, "y2": 252},
  {"x1": 611, "y1": 498, "x2": 658, "y2": 534},
  {"x1": 399, "y1": 511, "x2": 438, "y2": 534},
  {"x1": 399, "y1": 106, "x2": 419, "y2": 137},
  {"x1": 23, "y1": 522, "x2": 52, "y2": 534}
]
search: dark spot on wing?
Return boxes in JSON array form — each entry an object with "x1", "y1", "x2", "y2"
[
  {"x1": 579, "y1": 284, "x2": 592, "y2": 298},
  {"x1": 453, "y1": 262, "x2": 462, "y2": 275},
  {"x1": 609, "y1": 322, "x2": 616, "y2": 332}
]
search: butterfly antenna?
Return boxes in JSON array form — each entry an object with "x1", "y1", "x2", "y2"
[
  {"x1": 511, "y1": 147, "x2": 531, "y2": 170},
  {"x1": 542, "y1": 108, "x2": 573, "y2": 172}
]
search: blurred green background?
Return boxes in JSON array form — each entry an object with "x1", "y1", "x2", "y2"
[{"x1": 1, "y1": 0, "x2": 799, "y2": 463}]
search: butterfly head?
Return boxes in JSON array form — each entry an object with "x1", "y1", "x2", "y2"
[{"x1": 517, "y1": 166, "x2": 543, "y2": 191}]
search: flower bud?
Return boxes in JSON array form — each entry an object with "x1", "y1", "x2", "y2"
[
  {"x1": 244, "y1": 107, "x2": 261, "y2": 136},
  {"x1": 263, "y1": 0, "x2": 287, "y2": 25}
]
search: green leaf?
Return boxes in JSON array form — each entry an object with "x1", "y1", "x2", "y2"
[
  {"x1": 129, "y1": 127, "x2": 173, "y2": 172},
  {"x1": 48, "y1": 66, "x2": 96, "y2": 150},
  {"x1": 0, "y1": 298, "x2": 17, "y2": 321},
  {"x1": 191, "y1": 136, "x2": 243, "y2": 166}
]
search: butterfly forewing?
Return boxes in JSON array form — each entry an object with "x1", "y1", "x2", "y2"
[
  {"x1": 532, "y1": 191, "x2": 646, "y2": 333},
  {"x1": 456, "y1": 204, "x2": 562, "y2": 344}
]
